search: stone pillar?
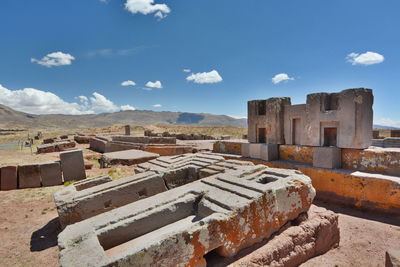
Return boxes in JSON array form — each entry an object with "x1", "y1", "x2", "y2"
[
  {"x1": 60, "y1": 150, "x2": 86, "y2": 182},
  {"x1": 18, "y1": 164, "x2": 41, "y2": 188},
  {"x1": 0, "y1": 166, "x2": 18, "y2": 190},
  {"x1": 124, "y1": 125, "x2": 131, "y2": 136},
  {"x1": 40, "y1": 162, "x2": 63, "y2": 186}
]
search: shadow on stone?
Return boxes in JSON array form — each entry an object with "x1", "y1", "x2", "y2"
[{"x1": 30, "y1": 217, "x2": 61, "y2": 252}]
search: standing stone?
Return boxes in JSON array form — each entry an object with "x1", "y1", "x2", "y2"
[
  {"x1": 313, "y1": 147, "x2": 342, "y2": 169},
  {"x1": 0, "y1": 166, "x2": 18, "y2": 190},
  {"x1": 60, "y1": 150, "x2": 86, "y2": 182},
  {"x1": 124, "y1": 125, "x2": 131, "y2": 136},
  {"x1": 40, "y1": 162, "x2": 63, "y2": 186},
  {"x1": 18, "y1": 164, "x2": 41, "y2": 188}
]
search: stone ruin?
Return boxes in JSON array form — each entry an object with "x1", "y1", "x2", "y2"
[
  {"x1": 55, "y1": 153, "x2": 321, "y2": 266},
  {"x1": 89, "y1": 135, "x2": 193, "y2": 156},
  {"x1": 0, "y1": 149, "x2": 86, "y2": 190},
  {"x1": 245, "y1": 88, "x2": 373, "y2": 168}
]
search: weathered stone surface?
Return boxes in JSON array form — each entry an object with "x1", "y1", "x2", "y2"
[
  {"x1": 221, "y1": 205, "x2": 339, "y2": 267},
  {"x1": 313, "y1": 147, "x2": 341, "y2": 169},
  {"x1": 99, "y1": 149, "x2": 159, "y2": 168},
  {"x1": 112, "y1": 135, "x2": 176, "y2": 144},
  {"x1": 213, "y1": 140, "x2": 246, "y2": 155},
  {"x1": 55, "y1": 172, "x2": 167, "y2": 228},
  {"x1": 40, "y1": 162, "x2": 63, "y2": 186},
  {"x1": 18, "y1": 164, "x2": 41, "y2": 188},
  {"x1": 89, "y1": 136, "x2": 110, "y2": 153},
  {"x1": 55, "y1": 153, "x2": 252, "y2": 227},
  {"x1": 37, "y1": 141, "x2": 76, "y2": 154},
  {"x1": 0, "y1": 165, "x2": 17, "y2": 190},
  {"x1": 74, "y1": 135, "x2": 92, "y2": 144},
  {"x1": 60, "y1": 150, "x2": 86, "y2": 182},
  {"x1": 248, "y1": 88, "x2": 373, "y2": 149},
  {"x1": 124, "y1": 125, "x2": 130, "y2": 136},
  {"x1": 386, "y1": 249, "x2": 400, "y2": 267},
  {"x1": 260, "y1": 144, "x2": 279, "y2": 161},
  {"x1": 58, "y1": 164, "x2": 315, "y2": 266},
  {"x1": 242, "y1": 143, "x2": 250, "y2": 157}
]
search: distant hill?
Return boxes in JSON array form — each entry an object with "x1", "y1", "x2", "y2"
[
  {"x1": 373, "y1": 124, "x2": 400, "y2": 130},
  {"x1": 0, "y1": 104, "x2": 247, "y2": 129}
]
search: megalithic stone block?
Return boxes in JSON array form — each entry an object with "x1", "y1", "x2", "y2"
[
  {"x1": 54, "y1": 153, "x2": 252, "y2": 228},
  {"x1": 60, "y1": 150, "x2": 86, "y2": 182},
  {"x1": 241, "y1": 143, "x2": 250, "y2": 157},
  {"x1": 0, "y1": 166, "x2": 18, "y2": 190},
  {"x1": 313, "y1": 147, "x2": 342, "y2": 169},
  {"x1": 18, "y1": 164, "x2": 41, "y2": 188},
  {"x1": 40, "y1": 162, "x2": 63, "y2": 187},
  {"x1": 58, "y1": 165, "x2": 315, "y2": 267},
  {"x1": 260, "y1": 144, "x2": 279, "y2": 161}
]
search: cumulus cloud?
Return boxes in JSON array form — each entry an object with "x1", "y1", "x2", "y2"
[
  {"x1": 121, "y1": 80, "x2": 136, "y2": 86},
  {"x1": 271, "y1": 73, "x2": 294, "y2": 84},
  {"x1": 31, "y1": 51, "x2": 75, "y2": 67},
  {"x1": 346, "y1": 51, "x2": 384, "y2": 65},
  {"x1": 183, "y1": 69, "x2": 191, "y2": 73},
  {"x1": 0, "y1": 84, "x2": 134, "y2": 115},
  {"x1": 145, "y1": 80, "x2": 163, "y2": 89},
  {"x1": 125, "y1": 0, "x2": 170, "y2": 19},
  {"x1": 153, "y1": 104, "x2": 162, "y2": 108},
  {"x1": 120, "y1": 104, "x2": 136, "y2": 111},
  {"x1": 186, "y1": 70, "x2": 223, "y2": 84},
  {"x1": 90, "y1": 92, "x2": 120, "y2": 112}
]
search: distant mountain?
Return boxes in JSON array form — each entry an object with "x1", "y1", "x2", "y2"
[
  {"x1": 373, "y1": 124, "x2": 400, "y2": 130},
  {"x1": 0, "y1": 104, "x2": 247, "y2": 129}
]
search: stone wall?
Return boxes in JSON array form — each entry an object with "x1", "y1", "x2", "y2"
[{"x1": 248, "y1": 88, "x2": 373, "y2": 149}]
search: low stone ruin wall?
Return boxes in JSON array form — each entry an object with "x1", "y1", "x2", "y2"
[
  {"x1": 145, "y1": 130, "x2": 216, "y2": 140},
  {"x1": 372, "y1": 137, "x2": 400, "y2": 148},
  {"x1": 0, "y1": 150, "x2": 86, "y2": 190},
  {"x1": 37, "y1": 141, "x2": 76, "y2": 154},
  {"x1": 214, "y1": 142, "x2": 400, "y2": 176},
  {"x1": 112, "y1": 135, "x2": 176, "y2": 144},
  {"x1": 99, "y1": 149, "x2": 159, "y2": 168},
  {"x1": 56, "y1": 154, "x2": 315, "y2": 266},
  {"x1": 74, "y1": 135, "x2": 94, "y2": 144},
  {"x1": 90, "y1": 136, "x2": 193, "y2": 155}
]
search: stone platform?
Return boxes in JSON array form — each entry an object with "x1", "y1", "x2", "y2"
[
  {"x1": 99, "y1": 149, "x2": 159, "y2": 168},
  {"x1": 58, "y1": 161, "x2": 315, "y2": 266}
]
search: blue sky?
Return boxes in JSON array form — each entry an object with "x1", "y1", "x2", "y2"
[{"x1": 0, "y1": 0, "x2": 400, "y2": 126}]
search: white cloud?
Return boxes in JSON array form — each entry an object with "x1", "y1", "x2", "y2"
[
  {"x1": 183, "y1": 69, "x2": 191, "y2": 73},
  {"x1": 121, "y1": 80, "x2": 136, "y2": 86},
  {"x1": 31, "y1": 51, "x2": 75, "y2": 67},
  {"x1": 374, "y1": 118, "x2": 400, "y2": 128},
  {"x1": 346, "y1": 51, "x2": 384, "y2": 65},
  {"x1": 0, "y1": 84, "x2": 91, "y2": 115},
  {"x1": 186, "y1": 70, "x2": 223, "y2": 84},
  {"x1": 0, "y1": 84, "x2": 136, "y2": 115},
  {"x1": 121, "y1": 104, "x2": 136, "y2": 111},
  {"x1": 153, "y1": 104, "x2": 162, "y2": 108},
  {"x1": 271, "y1": 73, "x2": 294, "y2": 84},
  {"x1": 145, "y1": 80, "x2": 163, "y2": 89},
  {"x1": 90, "y1": 92, "x2": 120, "y2": 112},
  {"x1": 125, "y1": 0, "x2": 170, "y2": 19}
]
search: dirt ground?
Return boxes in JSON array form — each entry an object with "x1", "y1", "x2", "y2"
[
  {"x1": 1, "y1": 186, "x2": 399, "y2": 267},
  {"x1": 0, "y1": 134, "x2": 399, "y2": 266}
]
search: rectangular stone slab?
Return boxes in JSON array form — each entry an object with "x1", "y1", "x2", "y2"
[
  {"x1": 60, "y1": 150, "x2": 86, "y2": 182},
  {"x1": 0, "y1": 166, "x2": 18, "y2": 190},
  {"x1": 99, "y1": 149, "x2": 159, "y2": 167},
  {"x1": 18, "y1": 164, "x2": 41, "y2": 188},
  {"x1": 40, "y1": 162, "x2": 63, "y2": 186},
  {"x1": 58, "y1": 164, "x2": 315, "y2": 267}
]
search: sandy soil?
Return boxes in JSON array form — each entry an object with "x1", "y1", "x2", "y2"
[{"x1": 1, "y1": 188, "x2": 399, "y2": 267}]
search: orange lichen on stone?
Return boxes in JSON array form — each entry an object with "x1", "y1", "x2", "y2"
[
  {"x1": 213, "y1": 141, "x2": 243, "y2": 155},
  {"x1": 279, "y1": 145, "x2": 313, "y2": 164}
]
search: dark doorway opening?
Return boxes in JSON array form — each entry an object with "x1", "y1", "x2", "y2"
[
  {"x1": 324, "y1": 127, "x2": 337, "y2": 147},
  {"x1": 292, "y1": 118, "x2": 301, "y2": 145},
  {"x1": 258, "y1": 128, "x2": 266, "y2": 143}
]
